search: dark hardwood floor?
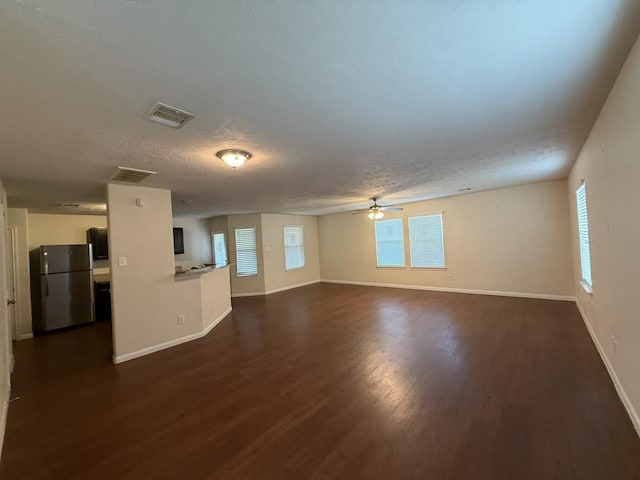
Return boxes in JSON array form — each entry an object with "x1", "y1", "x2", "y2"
[{"x1": 1, "y1": 284, "x2": 639, "y2": 479}]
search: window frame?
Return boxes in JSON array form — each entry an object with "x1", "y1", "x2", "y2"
[
  {"x1": 408, "y1": 212, "x2": 446, "y2": 269},
  {"x1": 283, "y1": 225, "x2": 305, "y2": 271},
  {"x1": 234, "y1": 226, "x2": 258, "y2": 277},
  {"x1": 576, "y1": 182, "x2": 593, "y2": 293},
  {"x1": 374, "y1": 217, "x2": 406, "y2": 268}
]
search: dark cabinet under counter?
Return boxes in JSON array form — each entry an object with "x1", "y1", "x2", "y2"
[
  {"x1": 87, "y1": 228, "x2": 109, "y2": 260},
  {"x1": 94, "y1": 281, "x2": 111, "y2": 321}
]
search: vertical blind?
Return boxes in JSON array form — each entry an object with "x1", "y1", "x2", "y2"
[
  {"x1": 235, "y1": 227, "x2": 258, "y2": 276},
  {"x1": 284, "y1": 225, "x2": 305, "y2": 270},
  {"x1": 408, "y1": 214, "x2": 445, "y2": 268},
  {"x1": 576, "y1": 183, "x2": 592, "y2": 286},
  {"x1": 374, "y1": 219, "x2": 405, "y2": 267},
  {"x1": 212, "y1": 232, "x2": 227, "y2": 266}
]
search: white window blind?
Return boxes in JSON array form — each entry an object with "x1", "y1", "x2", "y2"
[
  {"x1": 409, "y1": 214, "x2": 445, "y2": 268},
  {"x1": 235, "y1": 227, "x2": 258, "y2": 276},
  {"x1": 576, "y1": 183, "x2": 592, "y2": 287},
  {"x1": 284, "y1": 225, "x2": 305, "y2": 270},
  {"x1": 212, "y1": 232, "x2": 227, "y2": 266},
  {"x1": 374, "y1": 218, "x2": 405, "y2": 267}
]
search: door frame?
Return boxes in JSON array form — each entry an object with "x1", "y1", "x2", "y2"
[
  {"x1": 211, "y1": 230, "x2": 228, "y2": 266},
  {"x1": 7, "y1": 226, "x2": 19, "y2": 341}
]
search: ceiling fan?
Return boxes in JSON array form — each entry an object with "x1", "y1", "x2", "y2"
[{"x1": 352, "y1": 197, "x2": 403, "y2": 220}]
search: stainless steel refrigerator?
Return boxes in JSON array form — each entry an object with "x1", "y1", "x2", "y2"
[{"x1": 30, "y1": 245, "x2": 95, "y2": 334}]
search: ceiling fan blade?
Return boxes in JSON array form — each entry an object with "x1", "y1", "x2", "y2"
[
  {"x1": 351, "y1": 209, "x2": 370, "y2": 215},
  {"x1": 380, "y1": 206, "x2": 403, "y2": 211}
]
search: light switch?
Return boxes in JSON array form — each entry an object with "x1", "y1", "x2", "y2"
[
  {"x1": 265, "y1": 246, "x2": 272, "y2": 252},
  {"x1": 118, "y1": 256, "x2": 128, "y2": 267}
]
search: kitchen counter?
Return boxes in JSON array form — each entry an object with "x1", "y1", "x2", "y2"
[
  {"x1": 174, "y1": 264, "x2": 229, "y2": 280},
  {"x1": 94, "y1": 273, "x2": 111, "y2": 283}
]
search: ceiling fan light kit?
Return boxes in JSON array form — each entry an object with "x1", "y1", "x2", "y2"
[
  {"x1": 353, "y1": 197, "x2": 403, "y2": 220},
  {"x1": 368, "y1": 209, "x2": 384, "y2": 220}
]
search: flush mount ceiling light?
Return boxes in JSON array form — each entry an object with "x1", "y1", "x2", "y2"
[{"x1": 216, "y1": 149, "x2": 252, "y2": 168}]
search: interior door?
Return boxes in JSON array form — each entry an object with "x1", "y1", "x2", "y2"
[
  {"x1": 0, "y1": 204, "x2": 13, "y2": 375},
  {"x1": 7, "y1": 226, "x2": 18, "y2": 341}
]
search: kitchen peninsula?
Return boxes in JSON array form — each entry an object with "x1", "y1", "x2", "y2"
[{"x1": 108, "y1": 183, "x2": 232, "y2": 364}]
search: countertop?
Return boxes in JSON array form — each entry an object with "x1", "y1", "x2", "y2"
[{"x1": 174, "y1": 264, "x2": 230, "y2": 280}]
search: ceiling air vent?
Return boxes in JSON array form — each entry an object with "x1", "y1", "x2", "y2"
[
  {"x1": 145, "y1": 102, "x2": 194, "y2": 129},
  {"x1": 110, "y1": 166, "x2": 157, "y2": 184}
]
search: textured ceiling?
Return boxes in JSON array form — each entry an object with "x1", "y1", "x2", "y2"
[{"x1": 1, "y1": 0, "x2": 639, "y2": 216}]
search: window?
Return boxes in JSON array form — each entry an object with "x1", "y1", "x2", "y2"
[
  {"x1": 374, "y1": 218, "x2": 405, "y2": 267},
  {"x1": 408, "y1": 214, "x2": 445, "y2": 268},
  {"x1": 212, "y1": 232, "x2": 227, "y2": 266},
  {"x1": 284, "y1": 226, "x2": 305, "y2": 270},
  {"x1": 576, "y1": 183, "x2": 592, "y2": 289},
  {"x1": 234, "y1": 227, "x2": 258, "y2": 276}
]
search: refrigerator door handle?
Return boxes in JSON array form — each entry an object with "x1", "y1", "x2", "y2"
[{"x1": 44, "y1": 277, "x2": 49, "y2": 297}]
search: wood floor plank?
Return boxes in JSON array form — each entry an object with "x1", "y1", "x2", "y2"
[{"x1": 1, "y1": 284, "x2": 639, "y2": 479}]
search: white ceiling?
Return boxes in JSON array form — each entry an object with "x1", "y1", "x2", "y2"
[{"x1": 1, "y1": 1, "x2": 639, "y2": 217}]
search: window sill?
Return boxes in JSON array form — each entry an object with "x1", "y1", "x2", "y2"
[
  {"x1": 376, "y1": 265, "x2": 407, "y2": 269},
  {"x1": 236, "y1": 273, "x2": 258, "y2": 278},
  {"x1": 579, "y1": 280, "x2": 593, "y2": 295},
  {"x1": 409, "y1": 266, "x2": 447, "y2": 270}
]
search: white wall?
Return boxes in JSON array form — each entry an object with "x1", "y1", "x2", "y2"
[
  {"x1": 261, "y1": 213, "x2": 321, "y2": 293},
  {"x1": 107, "y1": 184, "x2": 231, "y2": 363},
  {"x1": 0, "y1": 180, "x2": 11, "y2": 460},
  {"x1": 108, "y1": 184, "x2": 200, "y2": 358},
  {"x1": 200, "y1": 267, "x2": 232, "y2": 332},
  {"x1": 226, "y1": 214, "x2": 266, "y2": 296},
  {"x1": 6, "y1": 209, "x2": 31, "y2": 339},
  {"x1": 27, "y1": 213, "x2": 109, "y2": 274},
  {"x1": 319, "y1": 180, "x2": 574, "y2": 299},
  {"x1": 173, "y1": 217, "x2": 212, "y2": 269},
  {"x1": 221, "y1": 213, "x2": 321, "y2": 296},
  {"x1": 568, "y1": 35, "x2": 640, "y2": 434},
  {"x1": 27, "y1": 213, "x2": 108, "y2": 246}
]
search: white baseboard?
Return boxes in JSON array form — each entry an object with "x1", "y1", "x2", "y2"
[
  {"x1": 113, "y1": 306, "x2": 232, "y2": 364},
  {"x1": 264, "y1": 279, "x2": 321, "y2": 295},
  {"x1": 232, "y1": 279, "x2": 321, "y2": 298},
  {"x1": 17, "y1": 333, "x2": 33, "y2": 341},
  {"x1": 320, "y1": 279, "x2": 575, "y2": 302},
  {"x1": 231, "y1": 291, "x2": 265, "y2": 298},
  {"x1": 202, "y1": 306, "x2": 230, "y2": 336},
  {"x1": 575, "y1": 301, "x2": 640, "y2": 438},
  {"x1": 0, "y1": 396, "x2": 7, "y2": 463}
]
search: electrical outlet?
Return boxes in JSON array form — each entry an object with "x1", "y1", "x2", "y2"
[
  {"x1": 177, "y1": 314, "x2": 186, "y2": 325},
  {"x1": 611, "y1": 336, "x2": 618, "y2": 355},
  {"x1": 447, "y1": 273, "x2": 454, "y2": 281}
]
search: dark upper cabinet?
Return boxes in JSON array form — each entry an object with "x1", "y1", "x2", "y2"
[{"x1": 87, "y1": 228, "x2": 109, "y2": 260}]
